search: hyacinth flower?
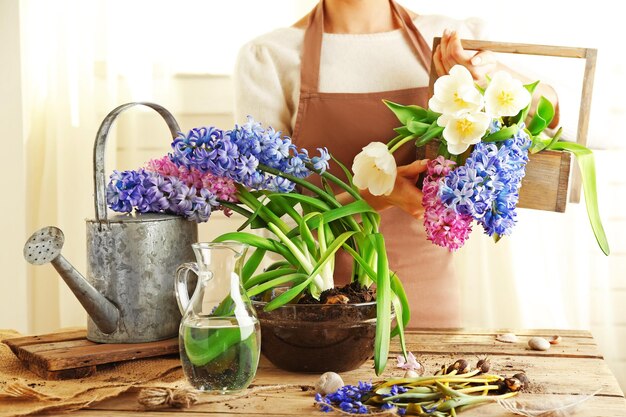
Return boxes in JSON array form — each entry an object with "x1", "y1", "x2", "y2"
[
  {"x1": 352, "y1": 64, "x2": 609, "y2": 254},
  {"x1": 106, "y1": 168, "x2": 224, "y2": 223},
  {"x1": 106, "y1": 117, "x2": 404, "y2": 376},
  {"x1": 422, "y1": 157, "x2": 473, "y2": 250}
]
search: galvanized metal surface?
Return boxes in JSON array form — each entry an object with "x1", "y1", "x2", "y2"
[
  {"x1": 86, "y1": 102, "x2": 196, "y2": 343},
  {"x1": 24, "y1": 227, "x2": 120, "y2": 334},
  {"x1": 24, "y1": 102, "x2": 199, "y2": 344},
  {"x1": 86, "y1": 215, "x2": 196, "y2": 343}
]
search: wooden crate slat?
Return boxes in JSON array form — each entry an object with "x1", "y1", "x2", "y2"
[
  {"x1": 43, "y1": 338, "x2": 179, "y2": 371},
  {"x1": 5, "y1": 330, "x2": 178, "y2": 379},
  {"x1": 3, "y1": 329, "x2": 87, "y2": 349}
]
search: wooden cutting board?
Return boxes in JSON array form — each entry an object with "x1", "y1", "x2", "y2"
[{"x1": 3, "y1": 329, "x2": 179, "y2": 380}]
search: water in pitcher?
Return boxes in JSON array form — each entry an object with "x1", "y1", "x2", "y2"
[{"x1": 179, "y1": 316, "x2": 261, "y2": 393}]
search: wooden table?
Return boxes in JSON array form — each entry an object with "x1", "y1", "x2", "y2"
[{"x1": 74, "y1": 329, "x2": 625, "y2": 416}]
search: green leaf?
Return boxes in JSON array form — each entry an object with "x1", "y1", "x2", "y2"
[
  {"x1": 242, "y1": 248, "x2": 266, "y2": 284},
  {"x1": 244, "y1": 267, "x2": 297, "y2": 290},
  {"x1": 370, "y1": 233, "x2": 391, "y2": 376},
  {"x1": 414, "y1": 123, "x2": 444, "y2": 147},
  {"x1": 393, "y1": 126, "x2": 412, "y2": 136},
  {"x1": 529, "y1": 132, "x2": 553, "y2": 154},
  {"x1": 546, "y1": 126, "x2": 563, "y2": 149},
  {"x1": 527, "y1": 96, "x2": 555, "y2": 136},
  {"x1": 331, "y1": 154, "x2": 359, "y2": 193},
  {"x1": 530, "y1": 127, "x2": 562, "y2": 154},
  {"x1": 389, "y1": 274, "x2": 410, "y2": 340},
  {"x1": 264, "y1": 260, "x2": 292, "y2": 271},
  {"x1": 546, "y1": 142, "x2": 610, "y2": 255},
  {"x1": 219, "y1": 201, "x2": 268, "y2": 229},
  {"x1": 246, "y1": 272, "x2": 308, "y2": 297},
  {"x1": 268, "y1": 193, "x2": 330, "y2": 212},
  {"x1": 236, "y1": 194, "x2": 270, "y2": 232},
  {"x1": 525, "y1": 80, "x2": 541, "y2": 95},
  {"x1": 263, "y1": 278, "x2": 312, "y2": 311},
  {"x1": 300, "y1": 212, "x2": 322, "y2": 258},
  {"x1": 286, "y1": 200, "x2": 376, "y2": 238},
  {"x1": 213, "y1": 232, "x2": 298, "y2": 266},
  {"x1": 407, "y1": 120, "x2": 431, "y2": 135},
  {"x1": 237, "y1": 187, "x2": 290, "y2": 234},
  {"x1": 383, "y1": 100, "x2": 430, "y2": 124},
  {"x1": 483, "y1": 124, "x2": 520, "y2": 142}
]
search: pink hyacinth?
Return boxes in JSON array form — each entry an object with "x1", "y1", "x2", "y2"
[
  {"x1": 422, "y1": 156, "x2": 473, "y2": 251},
  {"x1": 145, "y1": 156, "x2": 239, "y2": 208}
]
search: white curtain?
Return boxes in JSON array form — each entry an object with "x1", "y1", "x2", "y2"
[{"x1": 20, "y1": 0, "x2": 178, "y2": 332}]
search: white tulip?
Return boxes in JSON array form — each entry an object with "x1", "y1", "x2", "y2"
[
  {"x1": 352, "y1": 142, "x2": 397, "y2": 196},
  {"x1": 484, "y1": 71, "x2": 531, "y2": 117},
  {"x1": 438, "y1": 112, "x2": 492, "y2": 155},
  {"x1": 429, "y1": 65, "x2": 484, "y2": 116}
]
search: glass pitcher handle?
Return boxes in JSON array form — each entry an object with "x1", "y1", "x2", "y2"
[{"x1": 175, "y1": 262, "x2": 199, "y2": 315}]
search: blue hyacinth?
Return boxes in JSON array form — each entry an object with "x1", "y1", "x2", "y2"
[
  {"x1": 315, "y1": 382, "x2": 373, "y2": 414},
  {"x1": 170, "y1": 116, "x2": 330, "y2": 191},
  {"x1": 106, "y1": 168, "x2": 218, "y2": 222},
  {"x1": 439, "y1": 125, "x2": 531, "y2": 237}
]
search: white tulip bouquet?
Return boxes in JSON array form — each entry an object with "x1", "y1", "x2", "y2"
[{"x1": 352, "y1": 65, "x2": 609, "y2": 255}]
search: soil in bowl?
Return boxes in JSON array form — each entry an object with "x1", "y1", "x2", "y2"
[{"x1": 254, "y1": 282, "x2": 379, "y2": 373}]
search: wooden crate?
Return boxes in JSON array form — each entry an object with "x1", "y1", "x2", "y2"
[
  {"x1": 4, "y1": 330, "x2": 179, "y2": 380},
  {"x1": 427, "y1": 38, "x2": 597, "y2": 211}
]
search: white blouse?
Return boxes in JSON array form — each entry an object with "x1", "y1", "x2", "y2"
[{"x1": 234, "y1": 15, "x2": 486, "y2": 134}]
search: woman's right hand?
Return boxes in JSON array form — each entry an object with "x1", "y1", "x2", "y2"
[{"x1": 358, "y1": 159, "x2": 429, "y2": 219}]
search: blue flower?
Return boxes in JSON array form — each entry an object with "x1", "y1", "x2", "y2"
[
  {"x1": 267, "y1": 176, "x2": 295, "y2": 193},
  {"x1": 311, "y1": 147, "x2": 331, "y2": 172},
  {"x1": 169, "y1": 117, "x2": 331, "y2": 192},
  {"x1": 439, "y1": 124, "x2": 531, "y2": 237},
  {"x1": 106, "y1": 169, "x2": 216, "y2": 223}
]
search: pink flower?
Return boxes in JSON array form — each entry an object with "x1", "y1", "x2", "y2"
[
  {"x1": 422, "y1": 158, "x2": 473, "y2": 251},
  {"x1": 145, "y1": 156, "x2": 239, "y2": 211},
  {"x1": 396, "y1": 351, "x2": 423, "y2": 373}
]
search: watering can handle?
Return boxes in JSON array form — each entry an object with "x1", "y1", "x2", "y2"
[{"x1": 93, "y1": 102, "x2": 181, "y2": 223}]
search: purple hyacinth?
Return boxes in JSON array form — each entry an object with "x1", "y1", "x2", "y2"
[
  {"x1": 106, "y1": 168, "x2": 220, "y2": 223},
  {"x1": 169, "y1": 116, "x2": 330, "y2": 191},
  {"x1": 438, "y1": 125, "x2": 531, "y2": 237}
]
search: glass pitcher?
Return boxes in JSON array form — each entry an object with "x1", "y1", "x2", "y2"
[{"x1": 175, "y1": 242, "x2": 260, "y2": 393}]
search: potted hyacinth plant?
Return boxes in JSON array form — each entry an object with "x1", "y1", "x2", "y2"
[
  {"x1": 106, "y1": 117, "x2": 410, "y2": 376},
  {"x1": 352, "y1": 65, "x2": 609, "y2": 255}
]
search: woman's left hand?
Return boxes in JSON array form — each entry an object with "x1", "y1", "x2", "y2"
[{"x1": 433, "y1": 29, "x2": 496, "y2": 82}]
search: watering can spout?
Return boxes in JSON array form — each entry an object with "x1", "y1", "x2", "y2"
[{"x1": 24, "y1": 227, "x2": 120, "y2": 335}]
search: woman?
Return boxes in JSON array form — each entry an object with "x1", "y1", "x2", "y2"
[{"x1": 234, "y1": 0, "x2": 496, "y2": 328}]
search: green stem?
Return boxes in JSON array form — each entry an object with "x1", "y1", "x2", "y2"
[
  {"x1": 267, "y1": 223, "x2": 314, "y2": 273},
  {"x1": 389, "y1": 134, "x2": 417, "y2": 154}
]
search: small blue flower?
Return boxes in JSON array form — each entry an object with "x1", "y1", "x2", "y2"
[{"x1": 311, "y1": 147, "x2": 331, "y2": 172}]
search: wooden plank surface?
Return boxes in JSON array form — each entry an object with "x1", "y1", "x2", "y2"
[
  {"x1": 4, "y1": 330, "x2": 179, "y2": 380},
  {"x1": 76, "y1": 329, "x2": 625, "y2": 416}
]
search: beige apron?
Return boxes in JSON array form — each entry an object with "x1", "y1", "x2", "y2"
[{"x1": 292, "y1": 0, "x2": 459, "y2": 328}]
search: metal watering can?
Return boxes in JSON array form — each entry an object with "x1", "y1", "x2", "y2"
[{"x1": 23, "y1": 102, "x2": 198, "y2": 343}]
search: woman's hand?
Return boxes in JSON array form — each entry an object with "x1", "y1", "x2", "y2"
[
  {"x1": 340, "y1": 159, "x2": 429, "y2": 220},
  {"x1": 433, "y1": 29, "x2": 496, "y2": 82}
]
